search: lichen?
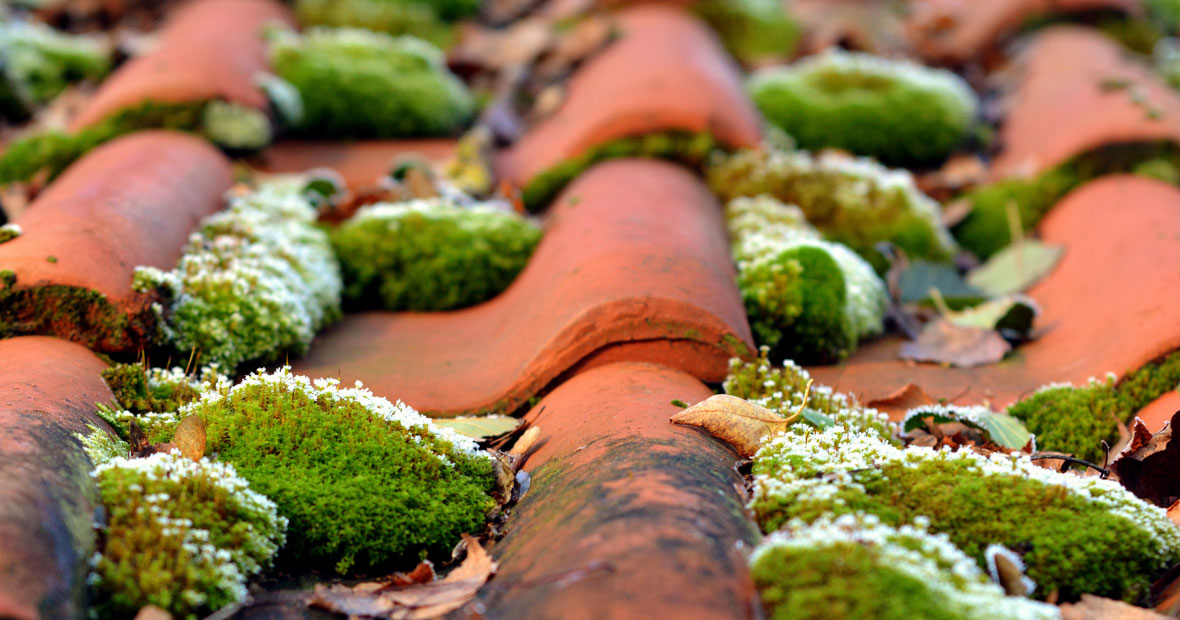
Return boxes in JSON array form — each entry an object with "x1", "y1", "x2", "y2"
[
  {"x1": 86, "y1": 451, "x2": 287, "y2": 620},
  {"x1": 332, "y1": 198, "x2": 541, "y2": 311},
  {"x1": 751, "y1": 426, "x2": 1180, "y2": 602},
  {"x1": 0, "y1": 17, "x2": 110, "y2": 120},
  {"x1": 748, "y1": 49, "x2": 978, "y2": 166},
  {"x1": 751, "y1": 513, "x2": 1059, "y2": 620},
  {"x1": 1007, "y1": 350, "x2": 1180, "y2": 462},
  {"x1": 171, "y1": 367, "x2": 496, "y2": 574},
  {"x1": 268, "y1": 26, "x2": 473, "y2": 139},
  {"x1": 693, "y1": 0, "x2": 799, "y2": 65},
  {"x1": 709, "y1": 147, "x2": 957, "y2": 271},
  {"x1": 522, "y1": 131, "x2": 720, "y2": 211},
  {"x1": 133, "y1": 179, "x2": 342, "y2": 372},
  {"x1": 293, "y1": 0, "x2": 478, "y2": 44}
]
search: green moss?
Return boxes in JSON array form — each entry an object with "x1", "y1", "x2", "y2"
[
  {"x1": 101, "y1": 364, "x2": 202, "y2": 415},
  {"x1": 293, "y1": 0, "x2": 477, "y2": 44},
  {"x1": 1008, "y1": 351, "x2": 1180, "y2": 462},
  {"x1": 522, "y1": 131, "x2": 720, "y2": 211},
  {"x1": 332, "y1": 199, "x2": 540, "y2": 311},
  {"x1": 0, "y1": 100, "x2": 205, "y2": 184},
  {"x1": 0, "y1": 269, "x2": 14, "y2": 288},
  {"x1": 182, "y1": 368, "x2": 496, "y2": 573},
  {"x1": 269, "y1": 27, "x2": 473, "y2": 139},
  {"x1": 0, "y1": 284, "x2": 147, "y2": 351},
  {"x1": 0, "y1": 223, "x2": 19, "y2": 243},
  {"x1": 748, "y1": 49, "x2": 978, "y2": 166},
  {"x1": 954, "y1": 141, "x2": 1180, "y2": 259},
  {"x1": 89, "y1": 452, "x2": 286, "y2": 620},
  {"x1": 0, "y1": 19, "x2": 111, "y2": 119},
  {"x1": 693, "y1": 0, "x2": 799, "y2": 64},
  {"x1": 201, "y1": 100, "x2": 272, "y2": 151}
]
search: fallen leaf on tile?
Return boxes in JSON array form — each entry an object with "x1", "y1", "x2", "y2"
[
  {"x1": 1110, "y1": 411, "x2": 1180, "y2": 507},
  {"x1": 309, "y1": 534, "x2": 496, "y2": 619},
  {"x1": 434, "y1": 415, "x2": 523, "y2": 440},
  {"x1": 967, "y1": 240, "x2": 1064, "y2": 296},
  {"x1": 173, "y1": 414, "x2": 206, "y2": 461},
  {"x1": 866, "y1": 382, "x2": 936, "y2": 419},
  {"x1": 945, "y1": 295, "x2": 1038, "y2": 341},
  {"x1": 508, "y1": 426, "x2": 540, "y2": 457},
  {"x1": 670, "y1": 394, "x2": 792, "y2": 457},
  {"x1": 899, "y1": 319, "x2": 1012, "y2": 368},
  {"x1": 1060, "y1": 594, "x2": 1170, "y2": 620},
  {"x1": 898, "y1": 260, "x2": 986, "y2": 307}
]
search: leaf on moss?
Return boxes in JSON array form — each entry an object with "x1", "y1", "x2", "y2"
[
  {"x1": 670, "y1": 394, "x2": 792, "y2": 457},
  {"x1": 434, "y1": 416, "x2": 522, "y2": 440},
  {"x1": 309, "y1": 534, "x2": 496, "y2": 619},
  {"x1": 966, "y1": 240, "x2": 1063, "y2": 296},
  {"x1": 899, "y1": 319, "x2": 1011, "y2": 368},
  {"x1": 173, "y1": 414, "x2": 206, "y2": 461},
  {"x1": 1111, "y1": 411, "x2": 1180, "y2": 507},
  {"x1": 903, "y1": 406, "x2": 1031, "y2": 450}
]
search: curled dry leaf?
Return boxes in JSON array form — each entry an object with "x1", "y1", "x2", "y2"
[
  {"x1": 866, "y1": 382, "x2": 936, "y2": 419},
  {"x1": 508, "y1": 426, "x2": 540, "y2": 457},
  {"x1": 899, "y1": 319, "x2": 1011, "y2": 368},
  {"x1": 309, "y1": 534, "x2": 497, "y2": 620},
  {"x1": 670, "y1": 394, "x2": 793, "y2": 458},
  {"x1": 173, "y1": 414, "x2": 206, "y2": 461},
  {"x1": 1060, "y1": 594, "x2": 1171, "y2": 620},
  {"x1": 1111, "y1": 411, "x2": 1180, "y2": 507}
]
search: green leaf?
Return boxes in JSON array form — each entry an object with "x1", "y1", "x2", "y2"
[
  {"x1": 434, "y1": 415, "x2": 522, "y2": 440},
  {"x1": 966, "y1": 240, "x2": 1063, "y2": 296},
  {"x1": 946, "y1": 295, "x2": 1038, "y2": 339},
  {"x1": 900, "y1": 260, "x2": 987, "y2": 308},
  {"x1": 977, "y1": 412, "x2": 1033, "y2": 450},
  {"x1": 903, "y1": 405, "x2": 1031, "y2": 449},
  {"x1": 801, "y1": 410, "x2": 835, "y2": 429}
]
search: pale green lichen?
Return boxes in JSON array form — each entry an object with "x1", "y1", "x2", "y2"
[
  {"x1": 332, "y1": 198, "x2": 541, "y2": 311},
  {"x1": 751, "y1": 513, "x2": 1059, "y2": 620},
  {"x1": 87, "y1": 451, "x2": 286, "y2": 620},
  {"x1": 709, "y1": 148, "x2": 957, "y2": 271},
  {"x1": 268, "y1": 26, "x2": 473, "y2": 139},
  {"x1": 0, "y1": 16, "x2": 110, "y2": 119},
  {"x1": 748, "y1": 49, "x2": 978, "y2": 165},
  {"x1": 133, "y1": 179, "x2": 342, "y2": 372},
  {"x1": 726, "y1": 196, "x2": 888, "y2": 362}
]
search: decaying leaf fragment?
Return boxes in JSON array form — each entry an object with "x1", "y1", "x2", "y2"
[
  {"x1": 173, "y1": 414, "x2": 206, "y2": 461},
  {"x1": 1111, "y1": 412, "x2": 1180, "y2": 507},
  {"x1": 309, "y1": 534, "x2": 497, "y2": 619},
  {"x1": 866, "y1": 382, "x2": 936, "y2": 419},
  {"x1": 1060, "y1": 594, "x2": 1171, "y2": 620},
  {"x1": 670, "y1": 394, "x2": 796, "y2": 457},
  {"x1": 899, "y1": 319, "x2": 1011, "y2": 368}
]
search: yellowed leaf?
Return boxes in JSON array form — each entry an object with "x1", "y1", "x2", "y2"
[
  {"x1": 670, "y1": 394, "x2": 791, "y2": 457},
  {"x1": 507, "y1": 426, "x2": 540, "y2": 457},
  {"x1": 173, "y1": 414, "x2": 206, "y2": 461}
]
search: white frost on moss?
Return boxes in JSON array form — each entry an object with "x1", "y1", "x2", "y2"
[{"x1": 0, "y1": 223, "x2": 19, "y2": 243}]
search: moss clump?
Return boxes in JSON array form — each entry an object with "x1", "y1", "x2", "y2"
[
  {"x1": 0, "y1": 18, "x2": 110, "y2": 120},
  {"x1": 523, "y1": 131, "x2": 720, "y2": 211},
  {"x1": 709, "y1": 148, "x2": 957, "y2": 271},
  {"x1": 0, "y1": 223, "x2": 20, "y2": 243},
  {"x1": 748, "y1": 50, "x2": 978, "y2": 166},
  {"x1": 954, "y1": 141, "x2": 1180, "y2": 259},
  {"x1": 1008, "y1": 351, "x2": 1180, "y2": 462},
  {"x1": 133, "y1": 179, "x2": 342, "y2": 372},
  {"x1": 332, "y1": 199, "x2": 540, "y2": 311},
  {"x1": 727, "y1": 196, "x2": 888, "y2": 363},
  {"x1": 176, "y1": 367, "x2": 496, "y2": 574},
  {"x1": 269, "y1": 27, "x2": 473, "y2": 139},
  {"x1": 751, "y1": 514, "x2": 1059, "y2": 620},
  {"x1": 693, "y1": 0, "x2": 799, "y2": 65},
  {"x1": 200, "y1": 100, "x2": 272, "y2": 151},
  {"x1": 752, "y1": 427, "x2": 1180, "y2": 602},
  {"x1": 0, "y1": 283, "x2": 151, "y2": 351},
  {"x1": 294, "y1": 0, "x2": 477, "y2": 44},
  {"x1": 101, "y1": 364, "x2": 202, "y2": 415},
  {"x1": 86, "y1": 451, "x2": 287, "y2": 620}
]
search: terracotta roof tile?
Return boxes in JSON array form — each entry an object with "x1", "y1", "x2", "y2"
[
  {"x1": 811, "y1": 175, "x2": 1180, "y2": 413},
  {"x1": 991, "y1": 26, "x2": 1180, "y2": 180},
  {"x1": 0, "y1": 336, "x2": 114, "y2": 620},
  {"x1": 0, "y1": 131, "x2": 232, "y2": 351},
  {"x1": 475, "y1": 361, "x2": 759, "y2": 619},
  {"x1": 1138, "y1": 390, "x2": 1180, "y2": 432},
  {"x1": 494, "y1": 5, "x2": 763, "y2": 196},
  {"x1": 69, "y1": 0, "x2": 293, "y2": 131},
  {"x1": 293, "y1": 159, "x2": 753, "y2": 416},
  {"x1": 256, "y1": 139, "x2": 456, "y2": 189}
]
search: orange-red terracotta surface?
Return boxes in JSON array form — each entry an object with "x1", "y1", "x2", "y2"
[
  {"x1": 256, "y1": 140, "x2": 456, "y2": 189},
  {"x1": 811, "y1": 176, "x2": 1180, "y2": 415},
  {"x1": 294, "y1": 159, "x2": 753, "y2": 416},
  {"x1": 69, "y1": 0, "x2": 293, "y2": 131},
  {"x1": 1138, "y1": 390, "x2": 1180, "y2": 433},
  {"x1": 494, "y1": 5, "x2": 763, "y2": 195},
  {"x1": 0, "y1": 131, "x2": 232, "y2": 351},
  {"x1": 0, "y1": 336, "x2": 114, "y2": 620},
  {"x1": 907, "y1": 0, "x2": 1139, "y2": 64},
  {"x1": 472, "y1": 362, "x2": 759, "y2": 620},
  {"x1": 990, "y1": 26, "x2": 1180, "y2": 180}
]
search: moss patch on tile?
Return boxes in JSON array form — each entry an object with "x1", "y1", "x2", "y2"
[
  {"x1": 954, "y1": 141, "x2": 1180, "y2": 259},
  {"x1": 0, "y1": 18, "x2": 111, "y2": 120},
  {"x1": 332, "y1": 198, "x2": 540, "y2": 311},
  {"x1": 693, "y1": 0, "x2": 799, "y2": 65},
  {"x1": 0, "y1": 283, "x2": 149, "y2": 351},
  {"x1": 522, "y1": 131, "x2": 720, "y2": 211},
  {"x1": 293, "y1": 0, "x2": 477, "y2": 44}
]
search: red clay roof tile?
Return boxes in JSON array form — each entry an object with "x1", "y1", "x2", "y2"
[
  {"x1": 475, "y1": 361, "x2": 758, "y2": 620},
  {"x1": 0, "y1": 336, "x2": 114, "y2": 620},
  {"x1": 293, "y1": 159, "x2": 753, "y2": 416},
  {"x1": 256, "y1": 139, "x2": 456, "y2": 189},
  {"x1": 69, "y1": 0, "x2": 293, "y2": 131},
  {"x1": 0, "y1": 131, "x2": 232, "y2": 351},
  {"x1": 494, "y1": 5, "x2": 763, "y2": 194},
  {"x1": 1138, "y1": 390, "x2": 1180, "y2": 433}
]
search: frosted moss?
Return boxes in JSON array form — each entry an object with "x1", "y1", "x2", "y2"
[
  {"x1": 0, "y1": 223, "x2": 19, "y2": 243},
  {"x1": 748, "y1": 49, "x2": 977, "y2": 165},
  {"x1": 0, "y1": 17, "x2": 110, "y2": 119}
]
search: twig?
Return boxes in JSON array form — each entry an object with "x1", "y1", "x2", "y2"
[{"x1": 1030, "y1": 453, "x2": 1111, "y2": 478}]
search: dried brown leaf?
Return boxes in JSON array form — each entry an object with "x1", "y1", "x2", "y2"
[
  {"x1": 132, "y1": 605, "x2": 172, "y2": 620},
  {"x1": 1060, "y1": 594, "x2": 1170, "y2": 620},
  {"x1": 670, "y1": 394, "x2": 791, "y2": 458},
  {"x1": 899, "y1": 319, "x2": 1011, "y2": 368},
  {"x1": 382, "y1": 561, "x2": 437, "y2": 589},
  {"x1": 173, "y1": 414, "x2": 206, "y2": 461},
  {"x1": 1111, "y1": 411, "x2": 1180, "y2": 507},
  {"x1": 508, "y1": 426, "x2": 540, "y2": 457},
  {"x1": 867, "y1": 382, "x2": 936, "y2": 419}
]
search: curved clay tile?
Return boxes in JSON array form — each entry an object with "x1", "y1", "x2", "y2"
[
  {"x1": 1138, "y1": 391, "x2": 1180, "y2": 432},
  {"x1": 493, "y1": 5, "x2": 763, "y2": 199},
  {"x1": 293, "y1": 159, "x2": 754, "y2": 416},
  {"x1": 810, "y1": 176, "x2": 1180, "y2": 414},
  {"x1": 0, "y1": 131, "x2": 232, "y2": 351},
  {"x1": 0, "y1": 336, "x2": 114, "y2": 620},
  {"x1": 69, "y1": 0, "x2": 293, "y2": 131},
  {"x1": 475, "y1": 362, "x2": 759, "y2": 620},
  {"x1": 991, "y1": 26, "x2": 1180, "y2": 180},
  {"x1": 907, "y1": 0, "x2": 1140, "y2": 65},
  {"x1": 257, "y1": 139, "x2": 456, "y2": 189}
]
